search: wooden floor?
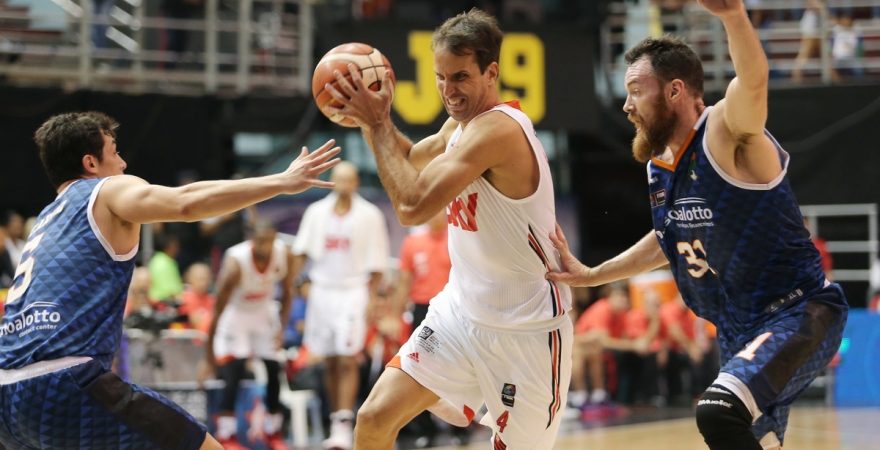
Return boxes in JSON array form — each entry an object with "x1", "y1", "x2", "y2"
[{"x1": 429, "y1": 406, "x2": 880, "y2": 449}]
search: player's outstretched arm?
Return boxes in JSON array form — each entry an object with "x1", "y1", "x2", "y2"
[
  {"x1": 101, "y1": 140, "x2": 341, "y2": 225},
  {"x1": 546, "y1": 225, "x2": 667, "y2": 287},
  {"x1": 701, "y1": 0, "x2": 769, "y2": 139}
]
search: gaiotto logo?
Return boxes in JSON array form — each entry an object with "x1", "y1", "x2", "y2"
[
  {"x1": 665, "y1": 198, "x2": 715, "y2": 228},
  {"x1": 0, "y1": 302, "x2": 62, "y2": 338}
]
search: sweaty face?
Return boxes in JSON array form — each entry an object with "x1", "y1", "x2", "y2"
[
  {"x1": 623, "y1": 59, "x2": 678, "y2": 163},
  {"x1": 94, "y1": 132, "x2": 127, "y2": 177},
  {"x1": 434, "y1": 46, "x2": 497, "y2": 124}
]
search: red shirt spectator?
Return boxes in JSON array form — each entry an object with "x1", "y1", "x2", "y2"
[
  {"x1": 575, "y1": 298, "x2": 627, "y2": 338},
  {"x1": 398, "y1": 227, "x2": 450, "y2": 305}
]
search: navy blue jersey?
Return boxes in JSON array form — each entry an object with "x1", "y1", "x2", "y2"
[
  {"x1": 0, "y1": 178, "x2": 136, "y2": 369},
  {"x1": 648, "y1": 107, "x2": 826, "y2": 342}
]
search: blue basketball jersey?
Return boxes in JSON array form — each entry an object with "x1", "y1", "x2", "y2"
[
  {"x1": 0, "y1": 178, "x2": 136, "y2": 369},
  {"x1": 648, "y1": 107, "x2": 827, "y2": 343}
]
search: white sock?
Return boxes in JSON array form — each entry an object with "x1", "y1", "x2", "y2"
[
  {"x1": 590, "y1": 388, "x2": 608, "y2": 404},
  {"x1": 569, "y1": 390, "x2": 588, "y2": 407},
  {"x1": 216, "y1": 415, "x2": 237, "y2": 439},
  {"x1": 332, "y1": 409, "x2": 355, "y2": 423},
  {"x1": 264, "y1": 412, "x2": 283, "y2": 435}
]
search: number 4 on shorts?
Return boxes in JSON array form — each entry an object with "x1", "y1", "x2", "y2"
[{"x1": 496, "y1": 410, "x2": 509, "y2": 433}]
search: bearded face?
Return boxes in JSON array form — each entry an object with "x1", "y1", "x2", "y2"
[{"x1": 630, "y1": 92, "x2": 677, "y2": 163}]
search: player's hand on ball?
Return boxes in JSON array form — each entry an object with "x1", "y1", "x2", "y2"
[
  {"x1": 324, "y1": 64, "x2": 394, "y2": 131},
  {"x1": 546, "y1": 223, "x2": 594, "y2": 287},
  {"x1": 280, "y1": 139, "x2": 341, "y2": 195}
]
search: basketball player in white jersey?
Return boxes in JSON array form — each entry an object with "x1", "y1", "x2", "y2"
[
  {"x1": 206, "y1": 220, "x2": 295, "y2": 450},
  {"x1": 292, "y1": 162, "x2": 389, "y2": 449},
  {"x1": 324, "y1": 9, "x2": 572, "y2": 449}
]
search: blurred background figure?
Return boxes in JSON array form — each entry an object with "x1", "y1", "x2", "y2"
[
  {"x1": 293, "y1": 162, "x2": 389, "y2": 450},
  {"x1": 179, "y1": 262, "x2": 215, "y2": 335}
]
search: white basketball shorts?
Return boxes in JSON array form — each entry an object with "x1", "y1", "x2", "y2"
[
  {"x1": 303, "y1": 283, "x2": 369, "y2": 357},
  {"x1": 390, "y1": 291, "x2": 572, "y2": 449}
]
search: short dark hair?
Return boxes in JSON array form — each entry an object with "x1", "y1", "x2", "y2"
[
  {"x1": 33, "y1": 111, "x2": 119, "y2": 188},
  {"x1": 432, "y1": 8, "x2": 503, "y2": 73},
  {"x1": 624, "y1": 36, "x2": 704, "y2": 97}
]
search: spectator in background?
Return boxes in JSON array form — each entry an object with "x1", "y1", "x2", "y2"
[
  {"x1": 148, "y1": 232, "x2": 184, "y2": 302},
  {"x1": 393, "y1": 210, "x2": 450, "y2": 330},
  {"x1": 792, "y1": 0, "x2": 826, "y2": 82},
  {"x1": 659, "y1": 293, "x2": 704, "y2": 405},
  {"x1": 571, "y1": 281, "x2": 651, "y2": 409},
  {"x1": 1, "y1": 210, "x2": 25, "y2": 267},
  {"x1": 618, "y1": 288, "x2": 662, "y2": 405},
  {"x1": 292, "y1": 162, "x2": 389, "y2": 450},
  {"x1": 363, "y1": 293, "x2": 410, "y2": 388},
  {"x1": 179, "y1": 262, "x2": 214, "y2": 334},
  {"x1": 91, "y1": 0, "x2": 116, "y2": 50},
  {"x1": 124, "y1": 266, "x2": 156, "y2": 319},
  {"x1": 831, "y1": 12, "x2": 863, "y2": 81}
]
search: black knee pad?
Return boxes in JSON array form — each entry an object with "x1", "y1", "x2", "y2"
[{"x1": 695, "y1": 386, "x2": 762, "y2": 450}]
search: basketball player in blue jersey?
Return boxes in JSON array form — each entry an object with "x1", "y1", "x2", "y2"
[
  {"x1": 0, "y1": 111, "x2": 340, "y2": 449},
  {"x1": 548, "y1": 1, "x2": 847, "y2": 449}
]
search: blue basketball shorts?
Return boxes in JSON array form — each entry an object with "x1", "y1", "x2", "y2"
[{"x1": 0, "y1": 358, "x2": 206, "y2": 449}]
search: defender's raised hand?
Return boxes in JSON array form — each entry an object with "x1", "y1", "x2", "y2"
[{"x1": 281, "y1": 139, "x2": 341, "y2": 194}]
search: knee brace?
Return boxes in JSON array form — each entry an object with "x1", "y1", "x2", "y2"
[{"x1": 695, "y1": 386, "x2": 762, "y2": 450}]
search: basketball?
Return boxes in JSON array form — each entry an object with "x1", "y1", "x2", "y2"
[{"x1": 312, "y1": 42, "x2": 395, "y2": 127}]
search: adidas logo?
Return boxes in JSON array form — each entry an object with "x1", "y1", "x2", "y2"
[{"x1": 407, "y1": 352, "x2": 420, "y2": 363}]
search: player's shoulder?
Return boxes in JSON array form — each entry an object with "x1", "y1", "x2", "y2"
[{"x1": 101, "y1": 174, "x2": 149, "y2": 189}]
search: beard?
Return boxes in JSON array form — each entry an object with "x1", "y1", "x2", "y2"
[{"x1": 630, "y1": 98, "x2": 677, "y2": 163}]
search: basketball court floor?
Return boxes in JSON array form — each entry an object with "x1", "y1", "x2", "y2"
[{"x1": 428, "y1": 406, "x2": 880, "y2": 449}]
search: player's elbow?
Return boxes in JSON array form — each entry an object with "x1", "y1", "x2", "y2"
[{"x1": 396, "y1": 206, "x2": 423, "y2": 227}]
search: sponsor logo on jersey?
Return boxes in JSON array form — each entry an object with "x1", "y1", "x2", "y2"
[
  {"x1": 665, "y1": 198, "x2": 715, "y2": 228},
  {"x1": 418, "y1": 326, "x2": 434, "y2": 340},
  {"x1": 501, "y1": 383, "x2": 516, "y2": 407},
  {"x1": 650, "y1": 189, "x2": 667, "y2": 208},
  {"x1": 406, "y1": 352, "x2": 420, "y2": 363},
  {"x1": 0, "y1": 302, "x2": 63, "y2": 338},
  {"x1": 448, "y1": 192, "x2": 479, "y2": 232}
]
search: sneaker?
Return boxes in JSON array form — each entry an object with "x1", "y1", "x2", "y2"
[
  {"x1": 580, "y1": 401, "x2": 625, "y2": 422},
  {"x1": 322, "y1": 419, "x2": 353, "y2": 450},
  {"x1": 322, "y1": 434, "x2": 352, "y2": 450},
  {"x1": 218, "y1": 436, "x2": 250, "y2": 450}
]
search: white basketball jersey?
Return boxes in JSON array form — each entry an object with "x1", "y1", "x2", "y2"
[
  {"x1": 225, "y1": 239, "x2": 288, "y2": 307},
  {"x1": 444, "y1": 102, "x2": 571, "y2": 330}
]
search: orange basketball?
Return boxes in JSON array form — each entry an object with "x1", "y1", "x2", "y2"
[{"x1": 312, "y1": 42, "x2": 395, "y2": 128}]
